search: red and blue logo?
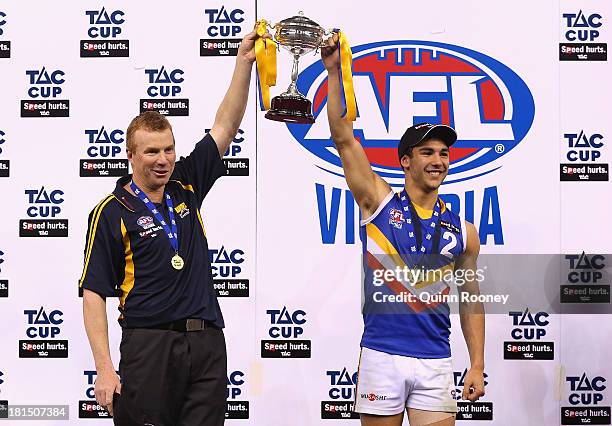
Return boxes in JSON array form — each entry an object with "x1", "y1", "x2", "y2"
[{"x1": 287, "y1": 40, "x2": 535, "y2": 184}]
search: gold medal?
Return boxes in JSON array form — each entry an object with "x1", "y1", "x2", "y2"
[{"x1": 171, "y1": 254, "x2": 184, "y2": 270}]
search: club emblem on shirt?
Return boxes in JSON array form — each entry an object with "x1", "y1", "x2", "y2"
[
  {"x1": 440, "y1": 220, "x2": 460, "y2": 234},
  {"x1": 174, "y1": 202, "x2": 190, "y2": 219},
  {"x1": 389, "y1": 209, "x2": 404, "y2": 229},
  {"x1": 137, "y1": 216, "x2": 155, "y2": 229}
]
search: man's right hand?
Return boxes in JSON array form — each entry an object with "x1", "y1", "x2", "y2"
[
  {"x1": 321, "y1": 32, "x2": 340, "y2": 71},
  {"x1": 94, "y1": 368, "x2": 121, "y2": 416}
]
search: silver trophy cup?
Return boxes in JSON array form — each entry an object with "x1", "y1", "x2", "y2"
[{"x1": 264, "y1": 12, "x2": 330, "y2": 124}]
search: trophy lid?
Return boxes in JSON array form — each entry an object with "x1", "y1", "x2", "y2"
[
  {"x1": 278, "y1": 12, "x2": 322, "y2": 29},
  {"x1": 274, "y1": 11, "x2": 325, "y2": 55}
]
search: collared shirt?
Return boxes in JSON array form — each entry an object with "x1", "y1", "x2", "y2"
[{"x1": 79, "y1": 134, "x2": 226, "y2": 328}]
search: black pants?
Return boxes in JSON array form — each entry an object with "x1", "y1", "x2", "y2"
[{"x1": 113, "y1": 327, "x2": 227, "y2": 426}]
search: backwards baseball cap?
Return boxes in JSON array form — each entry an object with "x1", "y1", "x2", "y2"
[{"x1": 397, "y1": 123, "x2": 457, "y2": 160}]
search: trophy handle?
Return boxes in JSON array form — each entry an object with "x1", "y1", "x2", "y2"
[
  {"x1": 316, "y1": 29, "x2": 339, "y2": 53},
  {"x1": 266, "y1": 22, "x2": 282, "y2": 51},
  {"x1": 257, "y1": 19, "x2": 276, "y2": 32}
]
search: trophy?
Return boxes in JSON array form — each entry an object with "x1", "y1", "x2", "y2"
[{"x1": 258, "y1": 12, "x2": 331, "y2": 124}]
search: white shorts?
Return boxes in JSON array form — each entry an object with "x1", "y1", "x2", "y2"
[{"x1": 354, "y1": 347, "x2": 457, "y2": 415}]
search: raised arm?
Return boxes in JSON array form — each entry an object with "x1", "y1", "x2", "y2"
[
  {"x1": 456, "y1": 222, "x2": 485, "y2": 402},
  {"x1": 321, "y1": 35, "x2": 390, "y2": 217},
  {"x1": 209, "y1": 27, "x2": 269, "y2": 157}
]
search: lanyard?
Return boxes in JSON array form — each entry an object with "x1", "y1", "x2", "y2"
[
  {"x1": 398, "y1": 190, "x2": 441, "y2": 254},
  {"x1": 130, "y1": 181, "x2": 178, "y2": 254}
]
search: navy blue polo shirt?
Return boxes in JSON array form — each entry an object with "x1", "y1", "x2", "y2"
[{"x1": 79, "y1": 133, "x2": 226, "y2": 328}]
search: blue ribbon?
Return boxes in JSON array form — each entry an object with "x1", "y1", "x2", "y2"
[
  {"x1": 398, "y1": 190, "x2": 441, "y2": 255},
  {"x1": 130, "y1": 181, "x2": 179, "y2": 254}
]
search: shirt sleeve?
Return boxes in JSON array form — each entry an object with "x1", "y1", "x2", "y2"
[
  {"x1": 171, "y1": 133, "x2": 226, "y2": 207},
  {"x1": 79, "y1": 202, "x2": 124, "y2": 298}
]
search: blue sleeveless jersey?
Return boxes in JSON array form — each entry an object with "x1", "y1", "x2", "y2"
[{"x1": 359, "y1": 191, "x2": 467, "y2": 358}]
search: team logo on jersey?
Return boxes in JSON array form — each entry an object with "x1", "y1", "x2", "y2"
[
  {"x1": 388, "y1": 208, "x2": 404, "y2": 229},
  {"x1": 288, "y1": 40, "x2": 534, "y2": 185},
  {"x1": 174, "y1": 202, "x2": 190, "y2": 219},
  {"x1": 137, "y1": 216, "x2": 154, "y2": 229}
]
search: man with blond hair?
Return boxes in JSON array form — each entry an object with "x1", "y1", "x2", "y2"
[{"x1": 80, "y1": 28, "x2": 268, "y2": 425}]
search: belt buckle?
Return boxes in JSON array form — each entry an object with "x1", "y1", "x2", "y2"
[{"x1": 186, "y1": 319, "x2": 203, "y2": 332}]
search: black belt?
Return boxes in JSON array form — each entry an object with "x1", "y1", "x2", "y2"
[{"x1": 148, "y1": 318, "x2": 219, "y2": 332}]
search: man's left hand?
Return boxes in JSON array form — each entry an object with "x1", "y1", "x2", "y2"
[
  {"x1": 461, "y1": 368, "x2": 485, "y2": 402},
  {"x1": 237, "y1": 25, "x2": 272, "y2": 64}
]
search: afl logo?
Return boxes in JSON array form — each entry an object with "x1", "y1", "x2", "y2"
[
  {"x1": 137, "y1": 216, "x2": 154, "y2": 229},
  {"x1": 287, "y1": 40, "x2": 535, "y2": 184}
]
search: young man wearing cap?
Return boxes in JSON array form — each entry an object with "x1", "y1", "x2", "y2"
[{"x1": 321, "y1": 40, "x2": 485, "y2": 426}]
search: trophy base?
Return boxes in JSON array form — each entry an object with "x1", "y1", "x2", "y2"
[{"x1": 265, "y1": 94, "x2": 315, "y2": 124}]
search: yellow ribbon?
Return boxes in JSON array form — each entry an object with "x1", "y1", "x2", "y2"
[
  {"x1": 337, "y1": 31, "x2": 357, "y2": 121},
  {"x1": 255, "y1": 20, "x2": 277, "y2": 110}
]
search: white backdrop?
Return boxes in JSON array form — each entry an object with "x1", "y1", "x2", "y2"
[{"x1": 0, "y1": 1, "x2": 610, "y2": 425}]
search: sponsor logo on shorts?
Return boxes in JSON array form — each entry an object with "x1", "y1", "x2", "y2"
[{"x1": 360, "y1": 393, "x2": 387, "y2": 402}]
